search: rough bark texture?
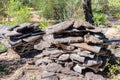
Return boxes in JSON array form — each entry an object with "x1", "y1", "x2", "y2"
[
  {"x1": 0, "y1": 20, "x2": 110, "y2": 79},
  {"x1": 82, "y1": 0, "x2": 94, "y2": 24}
]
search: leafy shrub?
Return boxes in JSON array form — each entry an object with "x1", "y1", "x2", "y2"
[
  {"x1": 0, "y1": 0, "x2": 9, "y2": 16},
  {"x1": 39, "y1": 21, "x2": 48, "y2": 28},
  {"x1": 108, "y1": 0, "x2": 120, "y2": 18},
  {"x1": 92, "y1": 0, "x2": 108, "y2": 13},
  {"x1": 93, "y1": 12, "x2": 107, "y2": 25},
  {"x1": 31, "y1": 0, "x2": 84, "y2": 22},
  {"x1": 1, "y1": 0, "x2": 31, "y2": 26}
]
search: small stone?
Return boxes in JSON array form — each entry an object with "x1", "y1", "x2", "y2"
[
  {"x1": 61, "y1": 67, "x2": 80, "y2": 76},
  {"x1": 42, "y1": 48, "x2": 63, "y2": 56},
  {"x1": 0, "y1": 39, "x2": 11, "y2": 48},
  {"x1": 62, "y1": 76, "x2": 84, "y2": 80},
  {"x1": 49, "y1": 76, "x2": 59, "y2": 80},
  {"x1": 65, "y1": 62, "x2": 73, "y2": 68},
  {"x1": 70, "y1": 54, "x2": 85, "y2": 63},
  {"x1": 73, "y1": 64, "x2": 85, "y2": 73},
  {"x1": 35, "y1": 57, "x2": 52, "y2": 66},
  {"x1": 78, "y1": 51, "x2": 94, "y2": 58},
  {"x1": 0, "y1": 42, "x2": 7, "y2": 53},
  {"x1": 84, "y1": 57, "x2": 103, "y2": 67},
  {"x1": 58, "y1": 54, "x2": 70, "y2": 61},
  {"x1": 41, "y1": 71, "x2": 55, "y2": 79},
  {"x1": 34, "y1": 40, "x2": 51, "y2": 50},
  {"x1": 46, "y1": 63, "x2": 63, "y2": 73},
  {"x1": 85, "y1": 72, "x2": 105, "y2": 80}
]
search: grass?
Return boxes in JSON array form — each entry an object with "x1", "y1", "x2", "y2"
[{"x1": 108, "y1": 0, "x2": 120, "y2": 18}]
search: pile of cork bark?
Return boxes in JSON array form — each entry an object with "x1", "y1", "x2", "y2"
[{"x1": 0, "y1": 20, "x2": 109, "y2": 75}]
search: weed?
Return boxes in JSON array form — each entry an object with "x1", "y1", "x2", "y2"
[
  {"x1": 39, "y1": 21, "x2": 48, "y2": 28},
  {"x1": 93, "y1": 12, "x2": 107, "y2": 25},
  {"x1": 106, "y1": 58, "x2": 120, "y2": 78}
]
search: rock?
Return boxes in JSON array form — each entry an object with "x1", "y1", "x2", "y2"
[
  {"x1": 23, "y1": 35, "x2": 42, "y2": 42},
  {"x1": 5, "y1": 31, "x2": 21, "y2": 37},
  {"x1": 50, "y1": 53, "x2": 63, "y2": 59},
  {"x1": 42, "y1": 48, "x2": 64, "y2": 56},
  {"x1": 114, "y1": 50, "x2": 120, "y2": 58},
  {"x1": 84, "y1": 33, "x2": 103, "y2": 44},
  {"x1": 105, "y1": 28, "x2": 120, "y2": 40},
  {"x1": 46, "y1": 63, "x2": 63, "y2": 73},
  {"x1": 8, "y1": 38, "x2": 22, "y2": 46},
  {"x1": 55, "y1": 44, "x2": 75, "y2": 51},
  {"x1": 0, "y1": 21, "x2": 109, "y2": 75},
  {"x1": 46, "y1": 63, "x2": 80, "y2": 76},
  {"x1": 58, "y1": 54, "x2": 70, "y2": 61},
  {"x1": 0, "y1": 42, "x2": 7, "y2": 53},
  {"x1": 85, "y1": 72, "x2": 105, "y2": 80},
  {"x1": 13, "y1": 23, "x2": 33, "y2": 32},
  {"x1": 73, "y1": 64, "x2": 85, "y2": 73},
  {"x1": 53, "y1": 37, "x2": 84, "y2": 44},
  {"x1": 84, "y1": 57, "x2": 103, "y2": 67},
  {"x1": 0, "y1": 25, "x2": 10, "y2": 39},
  {"x1": 73, "y1": 20, "x2": 94, "y2": 29},
  {"x1": 64, "y1": 62, "x2": 74, "y2": 68},
  {"x1": 45, "y1": 21, "x2": 74, "y2": 34},
  {"x1": 70, "y1": 43, "x2": 101, "y2": 53},
  {"x1": 78, "y1": 51, "x2": 94, "y2": 58},
  {"x1": 61, "y1": 76, "x2": 86, "y2": 80},
  {"x1": 43, "y1": 34, "x2": 54, "y2": 41},
  {"x1": 35, "y1": 57, "x2": 52, "y2": 66},
  {"x1": 34, "y1": 40, "x2": 51, "y2": 50},
  {"x1": 49, "y1": 76, "x2": 59, "y2": 80},
  {"x1": 61, "y1": 67, "x2": 80, "y2": 76},
  {"x1": 41, "y1": 71, "x2": 55, "y2": 79},
  {"x1": 70, "y1": 54, "x2": 85, "y2": 63},
  {"x1": 0, "y1": 39, "x2": 11, "y2": 48}
]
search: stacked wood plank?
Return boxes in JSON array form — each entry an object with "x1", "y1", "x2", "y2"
[
  {"x1": 0, "y1": 20, "x2": 109, "y2": 74},
  {"x1": 0, "y1": 23, "x2": 45, "y2": 55}
]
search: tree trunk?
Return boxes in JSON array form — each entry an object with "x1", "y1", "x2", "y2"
[{"x1": 82, "y1": 0, "x2": 94, "y2": 24}]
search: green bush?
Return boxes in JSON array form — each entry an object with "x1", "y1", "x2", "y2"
[
  {"x1": 93, "y1": 12, "x2": 107, "y2": 25},
  {"x1": 108, "y1": 0, "x2": 120, "y2": 18},
  {"x1": 1, "y1": 0, "x2": 31, "y2": 26},
  {"x1": 31, "y1": 0, "x2": 84, "y2": 22},
  {"x1": 0, "y1": 0, "x2": 8, "y2": 16}
]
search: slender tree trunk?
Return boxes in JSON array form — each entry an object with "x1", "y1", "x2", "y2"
[{"x1": 82, "y1": 0, "x2": 94, "y2": 24}]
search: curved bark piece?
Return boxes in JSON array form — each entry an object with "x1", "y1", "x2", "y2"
[
  {"x1": 45, "y1": 21, "x2": 74, "y2": 34},
  {"x1": 70, "y1": 43, "x2": 101, "y2": 53}
]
